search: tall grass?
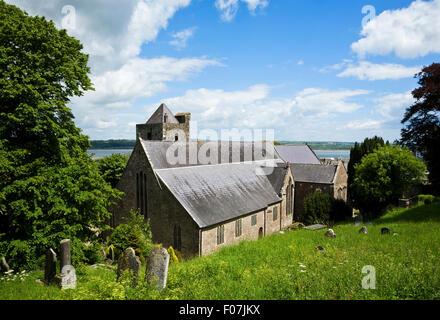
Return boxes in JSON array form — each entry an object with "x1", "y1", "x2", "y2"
[{"x1": 1, "y1": 203, "x2": 439, "y2": 300}]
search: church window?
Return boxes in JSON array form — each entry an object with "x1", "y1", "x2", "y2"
[
  {"x1": 173, "y1": 225, "x2": 182, "y2": 251},
  {"x1": 217, "y1": 225, "x2": 225, "y2": 245},
  {"x1": 273, "y1": 206, "x2": 278, "y2": 221},
  {"x1": 175, "y1": 133, "x2": 179, "y2": 142},
  {"x1": 251, "y1": 214, "x2": 257, "y2": 226},
  {"x1": 235, "y1": 219, "x2": 242, "y2": 237}
]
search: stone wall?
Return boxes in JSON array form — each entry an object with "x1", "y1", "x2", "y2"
[
  {"x1": 110, "y1": 142, "x2": 200, "y2": 258},
  {"x1": 333, "y1": 161, "x2": 348, "y2": 202}
]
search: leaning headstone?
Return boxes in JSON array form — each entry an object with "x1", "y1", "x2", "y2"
[
  {"x1": 325, "y1": 228, "x2": 336, "y2": 238},
  {"x1": 145, "y1": 247, "x2": 170, "y2": 291},
  {"x1": 359, "y1": 226, "x2": 368, "y2": 234},
  {"x1": 381, "y1": 227, "x2": 391, "y2": 235},
  {"x1": 58, "y1": 265, "x2": 77, "y2": 290},
  {"x1": 44, "y1": 248, "x2": 57, "y2": 284},
  {"x1": 117, "y1": 247, "x2": 141, "y2": 285},
  {"x1": 1, "y1": 257, "x2": 11, "y2": 273},
  {"x1": 60, "y1": 239, "x2": 71, "y2": 271}
]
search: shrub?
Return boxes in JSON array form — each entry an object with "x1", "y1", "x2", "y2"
[
  {"x1": 168, "y1": 246, "x2": 179, "y2": 263},
  {"x1": 303, "y1": 191, "x2": 333, "y2": 225},
  {"x1": 418, "y1": 194, "x2": 435, "y2": 205},
  {"x1": 109, "y1": 210, "x2": 153, "y2": 262},
  {"x1": 330, "y1": 199, "x2": 352, "y2": 222},
  {"x1": 3, "y1": 240, "x2": 36, "y2": 270}
]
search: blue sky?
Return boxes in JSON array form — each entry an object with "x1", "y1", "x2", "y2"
[{"x1": 6, "y1": 0, "x2": 440, "y2": 142}]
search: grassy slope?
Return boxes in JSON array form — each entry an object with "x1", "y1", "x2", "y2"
[{"x1": 1, "y1": 203, "x2": 439, "y2": 300}]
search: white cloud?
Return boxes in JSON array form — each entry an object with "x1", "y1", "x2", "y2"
[
  {"x1": 169, "y1": 27, "x2": 196, "y2": 49},
  {"x1": 215, "y1": 0, "x2": 268, "y2": 21},
  {"x1": 345, "y1": 119, "x2": 384, "y2": 130},
  {"x1": 338, "y1": 61, "x2": 420, "y2": 80},
  {"x1": 374, "y1": 91, "x2": 414, "y2": 119},
  {"x1": 352, "y1": 0, "x2": 440, "y2": 59},
  {"x1": 297, "y1": 60, "x2": 304, "y2": 65},
  {"x1": 145, "y1": 86, "x2": 370, "y2": 140},
  {"x1": 5, "y1": 0, "x2": 192, "y2": 72},
  {"x1": 293, "y1": 88, "x2": 370, "y2": 114}
]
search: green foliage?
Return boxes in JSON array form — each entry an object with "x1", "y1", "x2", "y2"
[
  {"x1": 1, "y1": 203, "x2": 440, "y2": 300},
  {"x1": 0, "y1": 1, "x2": 121, "y2": 270},
  {"x1": 330, "y1": 199, "x2": 352, "y2": 222},
  {"x1": 95, "y1": 153, "x2": 128, "y2": 188},
  {"x1": 167, "y1": 246, "x2": 179, "y2": 263},
  {"x1": 353, "y1": 145, "x2": 427, "y2": 219},
  {"x1": 347, "y1": 136, "x2": 388, "y2": 207},
  {"x1": 400, "y1": 63, "x2": 440, "y2": 194},
  {"x1": 303, "y1": 190, "x2": 333, "y2": 225},
  {"x1": 109, "y1": 210, "x2": 153, "y2": 262}
]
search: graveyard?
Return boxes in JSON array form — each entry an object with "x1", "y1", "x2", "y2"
[{"x1": 1, "y1": 201, "x2": 439, "y2": 300}]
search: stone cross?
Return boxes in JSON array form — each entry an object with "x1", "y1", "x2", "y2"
[
  {"x1": 145, "y1": 247, "x2": 170, "y2": 291},
  {"x1": 44, "y1": 248, "x2": 57, "y2": 284},
  {"x1": 117, "y1": 247, "x2": 141, "y2": 286},
  {"x1": 60, "y1": 239, "x2": 71, "y2": 271}
]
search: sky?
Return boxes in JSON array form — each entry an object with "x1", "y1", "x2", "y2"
[{"x1": 5, "y1": 0, "x2": 440, "y2": 143}]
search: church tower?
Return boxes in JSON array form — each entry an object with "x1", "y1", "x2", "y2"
[{"x1": 136, "y1": 103, "x2": 191, "y2": 142}]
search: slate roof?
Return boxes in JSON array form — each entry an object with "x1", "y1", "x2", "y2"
[
  {"x1": 274, "y1": 145, "x2": 321, "y2": 165},
  {"x1": 290, "y1": 164, "x2": 337, "y2": 184},
  {"x1": 146, "y1": 103, "x2": 179, "y2": 125},
  {"x1": 141, "y1": 140, "x2": 284, "y2": 169},
  {"x1": 266, "y1": 165, "x2": 289, "y2": 195},
  {"x1": 155, "y1": 162, "x2": 282, "y2": 228}
]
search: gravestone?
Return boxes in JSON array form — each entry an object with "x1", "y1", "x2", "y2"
[
  {"x1": 145, "y1": 247, "x2": 170, "y2": 291},
  {"x1": 60, "y1": 239, "x2": 71, "y2": 271},
  {"x1": 381, "y1": 227, "x2": 391, "y2": 235},
  {"x1": 305, "y1": 224, "x2": 327, "y2": 231},
  {"x1": 44, "y1": 248, "x2": 57, "y2": 284},
  {"x1": 315, "y1": 246, "x2": 326, "y2": 255},
  {"x1": 1, "y1": 257, "x2": 11, "y2": 273},
  {"x1": 108, "y1": 246, "x2": 115, "y2": 262},
  {"x1": 58, "y1": 265, "x2": 77, "y2": 290},
  {"x1": 325, "y1": 228, "x2": 336, "y2": 238},
  {"x1": 117, "y1": 247, "x2": 141, "y2": 285},
  {"x1": 359, "y1": 226, "x2": 368, "y2": 234}
]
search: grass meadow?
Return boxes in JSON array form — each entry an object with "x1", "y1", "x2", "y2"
[{"x1": 1, "y1": 202, "x2": 439, "y2": 300}]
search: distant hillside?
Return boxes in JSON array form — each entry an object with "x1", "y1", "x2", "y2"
[
  {"x1": 90, "y1": 140, "x2": 136, "y2": 149},
  {"x1": 90, "y1": 139, "x2": 355, "y2": 150},
  {"x1": 278, "y1": 141, "x2": 354, "y2": 150}
]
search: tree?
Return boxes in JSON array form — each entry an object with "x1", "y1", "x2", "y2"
[
  {"x1": 347, "y1": 136, "x2": 388, "y2": 207},
  {"x1": 96, "y1": 153, "x2": 129, "y2": 188},
  {"x1": 0, "y1": 2, "x2": 120, "y2": 269},
  {"x1": 400, "y1": 63, "x2": 440, "y2": 194},
  {"x1": 353, "y1": 145, "x2": 426, "y2": 219}
]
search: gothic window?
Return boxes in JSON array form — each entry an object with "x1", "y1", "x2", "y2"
[
  {"x1": 173, "y1": 225, "x2": 182, "y2": 251},
  {"x1": 217, "y1": 225, "x2": 225, "y2": 245},
  {"x1": 136, "y1": 171, "x2": 148, "y2": 218},
  {"x1": 251, "y1": 214, "x2": 257, "y2": 226},
  {"x1": 175, "y1": 133, "x2": 179, "y2": 142},
  {"x1": 235, "y1": 219, "x2": 243, "y2": 237},
  {"x1": 273, "y1": 206, "x2": 278, "y2": 221}
]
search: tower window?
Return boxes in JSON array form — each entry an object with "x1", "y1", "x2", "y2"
[
  {"x1": 175, "y1": 133, "x2": 179, "y2": 142},
  {"x1": 164, "y1": 114, "x2": 168, "y2": 123}
]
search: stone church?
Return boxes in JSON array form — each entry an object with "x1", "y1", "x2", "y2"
[{"x1": 110, "y1": 104, "x2": 347, "y2": 257}]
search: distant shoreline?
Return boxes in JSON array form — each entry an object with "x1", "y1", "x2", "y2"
[{"x1": 90, "y1": 140, "x2": 354, "y2": 150}]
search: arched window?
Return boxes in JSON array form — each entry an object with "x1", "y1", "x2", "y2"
[
  {"x1": 173, "y1": 225, "x2": 181, "y2": 251},
  {"x1": 175, "y1": 133, "x2": 179, "y2": 142},
  {"x1": 136, "y1": 171, "x2": 148, "y2": 218}
]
